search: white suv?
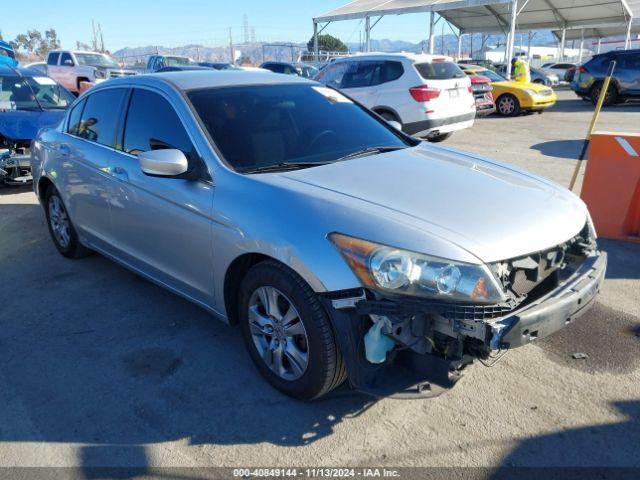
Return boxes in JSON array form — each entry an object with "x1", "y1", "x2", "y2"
[{"x1": 315, "y1": 53, "x2": 475, "y2": 141}]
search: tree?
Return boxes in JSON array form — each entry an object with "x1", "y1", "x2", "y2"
[{"x1": 307, "y1": 34, "x2": 348, "y2": 53}]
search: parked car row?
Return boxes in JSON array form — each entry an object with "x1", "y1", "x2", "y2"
[{"x1": 30, "y1": 69, "x2": 606, "y2": 400}]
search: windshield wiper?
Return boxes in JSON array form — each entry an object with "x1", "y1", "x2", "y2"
[
  {"x1": 336, "y1": 145, "x2": 407, "y2": 162},
  {"x1": 238, "y1": 161, "x2": 329, "y2": 174}
]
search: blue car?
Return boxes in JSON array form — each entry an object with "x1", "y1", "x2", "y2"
[
  {"x1": 0, "y1": 40, "x2": 17, "y2": 67},
  {"x1": 0, "y1": 65, "x2": 75, "y2": 184}
]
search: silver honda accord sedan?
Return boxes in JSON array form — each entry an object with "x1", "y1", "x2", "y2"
[{"x1": 31, "y1": 71, "x2": 606, "y2": 400}]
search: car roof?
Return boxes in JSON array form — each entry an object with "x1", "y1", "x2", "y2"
[
  {"x1": 335, "y1": 52, "x2": 453, "y2": 63},
  {"x1": 0, "y1": 65, "x2": 48, "y2": 77},
  {"x1": 459, "y1": 64, "x2": 485, "y2": 70},
  {"x1": 100, "y1": 69, "x2": 315, "y2": 91}
]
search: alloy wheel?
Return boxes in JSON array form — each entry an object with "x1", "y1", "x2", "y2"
[
  {"x1": 498, "y1": 96, "x2": 515, "y2": 115},
  {"x1": 48, "y1": 195, "x2": 71, "y2": 249},
  {"x1": 248, "y1": 286, "x2": 309, "y2": 381}
]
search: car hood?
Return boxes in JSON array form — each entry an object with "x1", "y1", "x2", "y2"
[
  {"x1": 493, "y1": 80, "x2": 551, "y2": 93},
  {"x1": 0, "y1": 110, "x2": 65, "y2": 141},
  {"x1": 279, "y1": 145, "x2": 587, "y2": 263}
]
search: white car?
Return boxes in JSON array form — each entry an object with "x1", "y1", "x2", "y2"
[
  {"x1": 540, "y1": 62, "x2": 577, "y2": 81},
  {"x1": 44, "y1": 50, "x2": 137, "y2": 95},
  {"x1": 314, "y1": 53, "x2": 475, "y2": 142}
]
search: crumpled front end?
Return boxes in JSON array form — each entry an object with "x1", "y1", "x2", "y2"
[
  {"x1": 320, "y1": 223, "x2": 606, "y2": 398},
  {"x1": 0, "y1": 136, "x2": 32, "y2": 185}
]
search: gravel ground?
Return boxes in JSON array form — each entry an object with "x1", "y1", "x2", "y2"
[{"x1": 0, "y1": 90, "x2": 639, "y2": 474}]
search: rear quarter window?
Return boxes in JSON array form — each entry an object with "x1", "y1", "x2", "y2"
[{"x1": 414, "y1": 61, "x2": 465, "y2": 80}]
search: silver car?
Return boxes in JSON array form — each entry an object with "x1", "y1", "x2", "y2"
[{"x1": 31, "y1": 71, "x2": 606, "y2": 400}]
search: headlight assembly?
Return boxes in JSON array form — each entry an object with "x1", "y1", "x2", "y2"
[
  {"x1": 329, "y1": 233, "x2": 506, "y2": 304},
  {"x1": 524, "y1": 89, "x2": 537, "y2": 96},
  {"x1": 94, "y1": 68, "x2": 107, "y2": 79}
]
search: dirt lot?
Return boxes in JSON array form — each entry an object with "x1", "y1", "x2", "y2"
[{"x1": 1, "y1": 90, "x2": 639, "y2": 474}]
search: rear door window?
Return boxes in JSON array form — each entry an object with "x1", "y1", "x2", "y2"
[
  {"x1": 67, "y1": 99, "x2": 86, "y2": 136},
  {"x1": 380, "y1": 61, "x2": 404, "y2": 84},
  {"x1": 122, "y1": 88, "x2": 193, "y2": 156},
  {"x1": 47, "y1": 52, "x2": 60, "y2": 66},
  {"x1": 77, "y1": 88, "x2": 128, "y2": 147},
  {"x1": 415, "y1": 61, "x2": 466, "y2": 80}
]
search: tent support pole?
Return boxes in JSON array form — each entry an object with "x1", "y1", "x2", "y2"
[
  {"x1": 559, "y1": 27, "x2": 566, "y2": 61},
  {"x1": 457, "y1": 32, "x2": 463, "y2": 59},
  {"x1": 625, "y1": 17, "x2": 632, "y2": 50},
  {"x1": 578, "y1": 28, "x2": 584, "y2": 63},
  {"x1": 313, "y1": 21, "x2": 319, "y2": 61},
  {"x1": 429, "y1": 10, "x2": 435, "y2": 54},
  {"x1": 365, "y1": 16, "x2": 371, "y2": 52},
  {"x1": 597, "y1": 37, "x2": 602, "y2": 54},
  {"x1": 505, "y1": 0, "x2": 518, "y2": 79}
]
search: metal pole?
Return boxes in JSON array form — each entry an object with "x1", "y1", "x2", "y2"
[
  {"x1": 457, "y1": 32, "x2": 463, "y2": 59},
  {"x1": 559, "y1": 27, "x2": 566, "y2": 61},
  {"x1": 365, "y1": 16, "x2": 371, "y2": 52},
  {"x1": 505, "y1": 0, "x2": 517, "y2": 79},
  {"x1": 429, "y1": 10, "x2": 435, "y2": 54},
  {"x1": 313, "y1": 21, "x2": 319, "y2": 61},
  {"x1": 625, "y1": 17, "x2": 632, "y2": 50},
  {"x1": 597, "y1": 37, "x2": 602, "y2": 54},
  {"x1": 578, "y1": 28, "x2": 584, "y2": 63},
  {"x1": 527, "y1": 31, "x2": 532, "y2": 59},
  {"x1": 569, "y1": 60, "x2": 617, "y2": 191},
  {"x1": 229, "y1": 27, "x2": 234, "y2": 64}
]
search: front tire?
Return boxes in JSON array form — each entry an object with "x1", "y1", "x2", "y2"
[
  {"x1": 428, "y1": 132, "x2": 453, "y2": 142},
  {"x1": 496, "y1": 94, "x2": 521, "y2": 116},
  {"x1": 44, "y1": 185, "x2": 92, "y2": 258},
  {"x1": 238, "y1": 260, "x2": 346, "y2": 400},
  {"x1": 590, "y1": 82, "x2": 617, "y2": 106}
]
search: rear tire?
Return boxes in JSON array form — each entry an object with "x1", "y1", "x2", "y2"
[
  {"x1": 238, "y1": 260, "x2": 347, "y2": 400},
  {"x1": 590, "y1": 82, "x2": 617, "y2": 106},
  {"x1": 44, "y1": 185, "x2": 92, "y2": 259},
  {"x1": 496, "y1": 94, "x2": 521, "y2": 116}
]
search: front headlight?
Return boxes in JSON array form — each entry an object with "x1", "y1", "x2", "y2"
[
  {"x1": 524, "y1": 89, "x2": 537, "y2": 96},
  {"x1": 94, "y1": 68, "x2": 107, "y2": 79},
  {"x1": 329, "y1": 233, "x2": 506, "y2": 304}
]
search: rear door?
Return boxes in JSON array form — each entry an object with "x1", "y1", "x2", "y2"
[
  {"x1": 338, "y1": 60, "x2": 381, "y2": 107},
  {"x1": 61, "y1": 88, "x2": 129, "y2": 249},
  {"x1": 107, "y1": 87, "x2": 215, "y2": 306},
  {"x1": 617, "y1": 53, "x2": 640, "y2": 94},
  {"x1": 413, "y1": 60, "x2": 474, "y2": 120}
]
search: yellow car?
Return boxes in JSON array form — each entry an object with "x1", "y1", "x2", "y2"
[{"x1": 460, "y1": 64, "x2": 557, "y2": 116}]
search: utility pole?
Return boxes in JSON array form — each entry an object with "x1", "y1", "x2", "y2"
[
  {"x1": 441, "y1": 22, "x2": 445, "y2": 54},
  {"x1": 428, "y1": 10, "x2": 435, "y2": 54},
  {"x1": 229, "y1": 28, "x2": 234, "y2": 64}
]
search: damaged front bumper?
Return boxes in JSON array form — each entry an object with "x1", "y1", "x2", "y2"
[
  {"x1": 0, "y1": 150, "x2": 32, "y2": 185},
  {"x1": 321, "y1": 250, "x2": 606, "y2": 398}
]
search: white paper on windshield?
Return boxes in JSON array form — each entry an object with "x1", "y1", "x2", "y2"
[
  {"x1": 312, "y1": 86, "x2": 352, "y2": 104},
  {"x1": 33, "y1": 76, "x2": 56, "y2": 86}
]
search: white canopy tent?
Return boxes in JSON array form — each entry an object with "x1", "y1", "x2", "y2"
[
  {"x1": 551, "y1": 0, "x2": 638, "y2": 54},
  {"x1": 312, "y1": 0, "x2": 634, "y2": 77}
]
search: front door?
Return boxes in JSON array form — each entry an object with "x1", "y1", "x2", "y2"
[{"x1": 106, "y1": 87, "x2": 215, "y2": 306}]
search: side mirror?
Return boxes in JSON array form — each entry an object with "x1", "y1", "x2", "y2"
[
  {"x1": 386, "y1": 120, "x2": 402, "y2": 131},
  {"x1": 63, "y1": 59, "x2": 74, "y2": 66},
  {"x1": 138, "y1": 149, "x2": 188, "y2": 177}
]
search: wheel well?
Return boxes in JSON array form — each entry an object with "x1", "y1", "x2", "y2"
[
  {"x1": 37, "y1": 177, "x2": 54, "y2": 203},
  {"x1": 224, "y1": 253, "x2": 270, "y2": 325},
  {"x1": 590, "y1": 80, "x2": 617, "y2": 94},
  {"x1": 372, "y1": 107, "x2": 400, "y2": 122}
]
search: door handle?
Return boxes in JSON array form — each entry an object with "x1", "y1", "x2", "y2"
[
  {"x1": 58, "y1": 143, "x2": 70, "y2": 156},
  {"x1": 112, "y1": 166, "x2": 129, "y2": 181}
]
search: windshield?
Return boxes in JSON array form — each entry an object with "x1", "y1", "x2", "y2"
[
  {"x1": 75, "y1": 53, "x2": 120, "y2": 68},
  {"x1": 0, "y1": 75, "x2": 74, "y2": 111},
  {"x1": 165, "y1": 57, "x2": 196, "y2": 67},
  {"x1": 188, "y1": 84, "x2": 411, "y2": 173},
  {"x1": 478, "y1": 69, "x2": 506, "y2": 82},
  {"x1": 298, "y1": 65, "x2": 319, "y2": 78}
]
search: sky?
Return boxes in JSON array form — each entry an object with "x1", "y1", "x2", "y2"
[{"x1": 3, "y1": 1, "x2": 447, "y2": 52}]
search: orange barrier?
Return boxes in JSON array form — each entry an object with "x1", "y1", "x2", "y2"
[{"x1": 580, "y1": 131, "x2": 640, "y2": 243}]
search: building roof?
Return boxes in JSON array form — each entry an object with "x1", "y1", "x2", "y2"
[{"x1": 315, "y1": 0, "x2": 634, "y2": 34}]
